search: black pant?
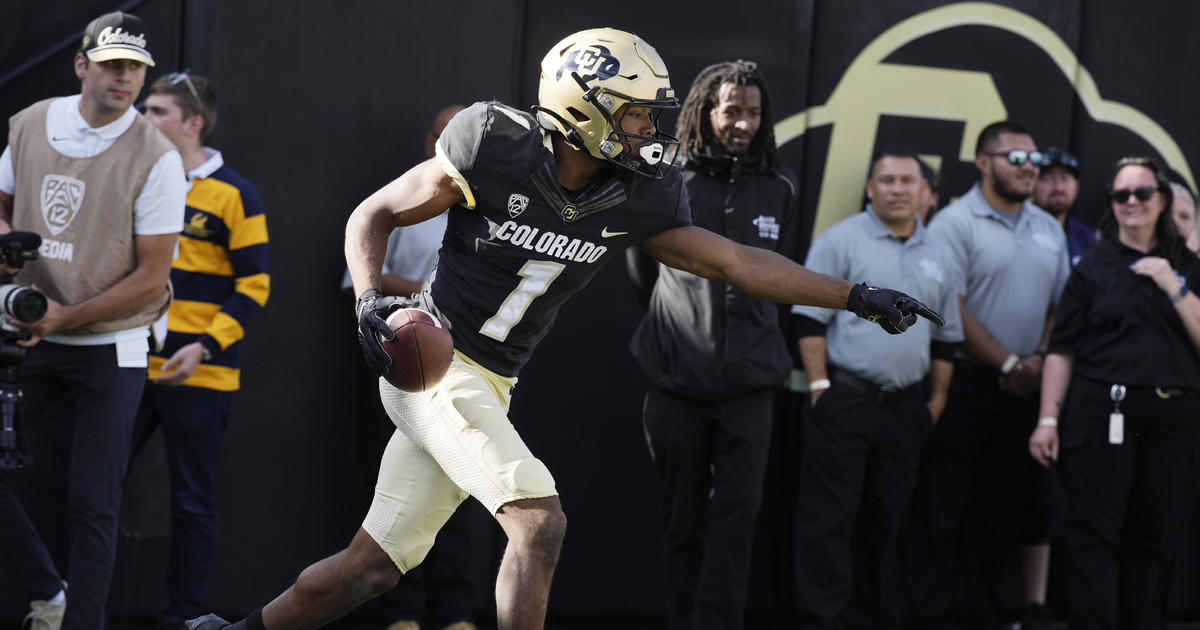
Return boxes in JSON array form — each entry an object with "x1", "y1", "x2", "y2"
[
  {"x1": 1059, "y1": 375, "x2": 1200, "y2": 630},
  {"x1": 794, "y1": 380, "x2": 929, "y2": 630},
  {"x1": 643, "y1": 387, "x2": 773, "y2": 630},
  {"x1": 367, "y1": 505, "x2": 475, "y2": 628},
  {"x1": 132, "y1": 384, "x2": 232, "y2": 627},
  {"x1": 903, "y1": 363, "x2": 1039, "y2": 629},
  {"x1": 4, "y1": 342, "x2": 146, "y2": 629},
  {"x1": 0, "y1": 474, "x2": 62, "y2": 601}
]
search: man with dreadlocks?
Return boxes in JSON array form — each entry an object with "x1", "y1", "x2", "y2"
[{"x1": 627, "y1": 60, "x2": 798, "y2": 630}]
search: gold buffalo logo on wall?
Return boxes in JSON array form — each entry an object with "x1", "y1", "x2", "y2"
[{"x1": 775, "y1": 2, "x2": 1195, "y2": 237}]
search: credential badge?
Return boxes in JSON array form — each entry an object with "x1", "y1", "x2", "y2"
[
  {"x1": 507, "y1": 193, "x2": 530, "y2": 218},
  {"x1": 40, "y1": 174, "x2": 85, "y2": 236}
]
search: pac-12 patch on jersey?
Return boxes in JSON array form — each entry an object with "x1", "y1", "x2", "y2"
[{"x1": 507, "y1": 193, "x2": 530, "y2": 218}]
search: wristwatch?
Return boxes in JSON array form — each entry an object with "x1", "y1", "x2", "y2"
[{"x1": 1170, "y1": 285, "x2": 1189, "y2": 303}]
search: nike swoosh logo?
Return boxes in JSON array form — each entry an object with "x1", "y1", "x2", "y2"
[{"x1": 601, "y1": 227, "x2": 629, "y2": 238}]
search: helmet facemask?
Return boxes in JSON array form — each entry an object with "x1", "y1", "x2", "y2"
[{"x1": 572, "y1": 77, "x2": 680, "y2": 178}]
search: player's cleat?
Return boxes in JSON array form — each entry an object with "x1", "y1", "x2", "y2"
[
  {"x1": 185, "y1": 614, "x2": 231, "y2": 629},
  {"x1": 23, "y1": 596, "x2": 65, "y2": 630}
]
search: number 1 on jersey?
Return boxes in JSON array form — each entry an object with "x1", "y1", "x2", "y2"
[{"x1": 480, "y1": 260, "x2": 565, "y2": 341}]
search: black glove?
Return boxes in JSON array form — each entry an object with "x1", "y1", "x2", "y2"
[
  {"x1": 355, "y1": 289, "x2": 406, "y2": 376},
  {"x1": 846, "y1": 282, "x2": 945, "y2": 334}
]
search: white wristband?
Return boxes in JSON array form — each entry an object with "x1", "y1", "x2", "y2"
[
  {"x1": 1000, "y1": 353, "x2": 1020, "y2": 375},
  {"x1": 808, "y1": 378, "x2": 831, "y2": 392},
  {"x1": 1038, "y1": 417, "x2": 1059, "y2": 427}
]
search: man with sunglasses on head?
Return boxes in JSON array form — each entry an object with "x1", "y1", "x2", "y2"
[
  {"x1": 134, "y1": 71, "x2": 269, "y2": 630},
  {"x1": 0, "y1": 11, "x2": 186, "y2": 630},
  {"x1": 904, "y1": 121, "x2": 1070, "y2": 630}
]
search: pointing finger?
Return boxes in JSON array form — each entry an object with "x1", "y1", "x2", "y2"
[{"x1": 909, "y1": 300, "x2": 945, "y2": 327}]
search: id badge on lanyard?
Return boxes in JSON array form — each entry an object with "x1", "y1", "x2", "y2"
[{"x1": 1109, "y1": 384, "x2": 1126, "y2": 445}]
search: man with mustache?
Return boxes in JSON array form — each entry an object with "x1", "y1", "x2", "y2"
[
  {"x1": 792, "y1": 148, "x2": 963, "y2": 629},
  {"x1": 905, "y1": 121, "x2": 1070, "y2": 629}
]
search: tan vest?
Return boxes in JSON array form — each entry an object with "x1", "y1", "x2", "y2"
[{"x1": 8, "y1": 98, "x2": 175, "y2": 335}]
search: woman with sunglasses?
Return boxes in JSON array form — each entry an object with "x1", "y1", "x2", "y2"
[{"x1": 1028, "y1": 156, "x2": 1200, "y2": 630}]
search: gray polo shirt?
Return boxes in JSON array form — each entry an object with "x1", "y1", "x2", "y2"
[
  {"x1": 793, "y1": 207, "x2": 965, "y2": 388},
  {"x1": 927, "y1": 183, "x2": 1069, "y2": 356}
]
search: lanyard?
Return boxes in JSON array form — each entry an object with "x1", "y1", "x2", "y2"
[{"x1": 1109, "y1": 384, "x2": 1127, "y2": 445}]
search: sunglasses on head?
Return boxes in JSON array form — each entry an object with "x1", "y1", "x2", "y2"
[
  {"x1": 986, "y1": 149, "x2": 1044, "y2": 167},
  {"x1": 1109, "y1": 186, "x2": 1159, "y2": 204},
  {"x1": 167, "y1": 70, "x2": 201, "y2": 105}
]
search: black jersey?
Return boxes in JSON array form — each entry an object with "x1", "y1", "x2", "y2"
[{"x1": 431, "y1": 101, "x2": 690, "y2": 377}]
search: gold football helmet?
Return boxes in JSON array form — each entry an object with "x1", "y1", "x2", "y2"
[{"x1": 535, "y1": 27, "x2": 680, "y2": 178}]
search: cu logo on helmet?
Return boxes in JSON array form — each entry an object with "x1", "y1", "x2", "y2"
[{"x1": 557, "y1": 45, "x2": 620, "y2": 82}]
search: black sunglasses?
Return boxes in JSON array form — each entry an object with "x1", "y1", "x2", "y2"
[
  {"x1": 985, "y1": 149, "x2": 1044, "y2": 167},
  {"x1": 1109, "y1": 185, "x2": 1159, "y2": 204}
]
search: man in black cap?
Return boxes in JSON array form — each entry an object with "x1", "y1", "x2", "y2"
[
  {"x1": 0, "y1": 10, "x2": 185, "y2": 630},
  {"x1": 1012, "y1": 147, "x2": 1093, "y2": 629},
  {"x1": 1034, "y1": 148, "x2": 1094, "y2": 265}
]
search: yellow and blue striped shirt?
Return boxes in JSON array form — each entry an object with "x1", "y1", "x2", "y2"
[{"x1": 149, "y1": 149, "x2": 269, "y2": 391}]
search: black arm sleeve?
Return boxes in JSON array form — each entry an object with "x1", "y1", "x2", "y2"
[
  {"x1": 930, "y1": 340, "x2": 958, "y2": 362},
  {"x1": 794, "y1": 314, "x2": 828, "y2": 338}
]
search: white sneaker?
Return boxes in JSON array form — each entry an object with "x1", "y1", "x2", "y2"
[{"x1": 23, "y1": 597, "x2": 65, "y2": 630}]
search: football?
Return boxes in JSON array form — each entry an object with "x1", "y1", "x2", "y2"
[{"x1": 380, "y1": 308, "x2": 454, "y2": 392}]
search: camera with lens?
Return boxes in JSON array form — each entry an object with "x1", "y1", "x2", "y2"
[{"x1": 0, "y1": 231, "x2": 47, "y2": 471}]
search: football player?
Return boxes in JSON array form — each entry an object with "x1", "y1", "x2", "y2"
[{"x1": 187, "y1": 28, "x2": 941, "y2": 630}]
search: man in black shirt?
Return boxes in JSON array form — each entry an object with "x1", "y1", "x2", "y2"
[{"x1": 628, "y1": 60, "x2": 797, "y2": 630}]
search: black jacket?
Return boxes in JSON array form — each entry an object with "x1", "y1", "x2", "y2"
[{"x1": 628, "y1": 150, "x2": 800, "y2": 400}]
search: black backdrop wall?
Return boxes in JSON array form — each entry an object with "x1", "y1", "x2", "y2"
[{"x1": 1, "y1": 0, "x2": 1198, "y2": 623}]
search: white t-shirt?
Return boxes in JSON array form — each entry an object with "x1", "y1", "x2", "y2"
[{"x1": 0, "y1": 95, "x2": 187, "y2": 353}]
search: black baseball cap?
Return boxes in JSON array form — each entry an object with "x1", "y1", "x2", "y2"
[
  {"x1": 80, "y1": 12, "x2": 155, "y2": 67},
  {"x1": 1040, "y1": 147, "x2": 1078, "y2": 175}
]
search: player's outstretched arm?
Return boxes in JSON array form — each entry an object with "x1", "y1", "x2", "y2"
[
  {"x1": 641, "y1": 225, "x2": 849, "y2": 307},
  {"x1": 640, "y1": 225, "x2": 943, "y2": 333},
  {"x1": 345, "y1": 158, "x2": 464, "y2": 297}
]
